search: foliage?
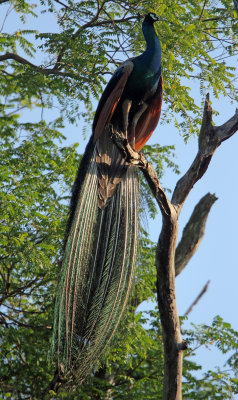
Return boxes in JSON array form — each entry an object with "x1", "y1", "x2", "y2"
[
  {"x1": 0, "y1": 114, "x2": 81, "y2": 398},
  {"x1": 1, "y1": 0, "x2": 238, "y2": 133},
  {"x1": 49, "y1": 313, "x2": 238, "y2": 399},
  {"x1": 183, "y1": 316, "x2": 238, "y2": 399},
  {"x1": 0, "y1": 0, "x2": 238, "y2": 398}
]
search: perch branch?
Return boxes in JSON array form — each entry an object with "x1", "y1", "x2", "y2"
[
  {"x1": 110, "y1": 93, "x2": 238, "y2": 400},
  {"x1": 110, "y1": 127, "x2": 187, "y2": 399},
  {"x1": 109, "y1": 127, "x2": 173, "y2": 218}
]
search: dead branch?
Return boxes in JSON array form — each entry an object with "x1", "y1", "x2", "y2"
[
  {"x1": 110, "y1": 128, "x2": 172, "y2": 217},
  {"x1": 110, "y1": 128, "x2": 186, "y2": 400},
  {"x1": 171, "y1": 94, "x2": 238, "y2": 211},
  {"x1": 175, "y1": 193, "x2": 217, "y2": 276},
  {"x1": 111, "y1": 93, "x2": 238, "y2": 400},
  {"x1": 184, "y1": 280, "x2": 210, "y2": 316}
]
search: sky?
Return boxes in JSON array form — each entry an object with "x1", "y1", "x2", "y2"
[{"x1": 1, "y1": 1, "x2": 238, "y2": 383}]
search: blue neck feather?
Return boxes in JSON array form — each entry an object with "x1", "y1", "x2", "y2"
[{"x1": 141, "y1": 20, "x2": 161, "y2": 71}]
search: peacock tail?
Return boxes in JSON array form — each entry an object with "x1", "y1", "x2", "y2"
[{"x1": 51, "y1": 137, "x2": 139, "y2": 382}]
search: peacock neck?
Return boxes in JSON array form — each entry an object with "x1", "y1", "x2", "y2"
[{"x1": 142, "y1": 22, "x2": 161, "y2": 69}]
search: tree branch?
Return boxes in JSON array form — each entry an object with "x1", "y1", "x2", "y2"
[
  {"x1": 52, "y1": 4, "x2": 136, "y2": 70},
  {"x1": 0, "y1": 276, "x2": 44, "y2": 305},
  {"x1": 110, "y1": 93, "x2": 238, "y2": 399},
  {"x1": 110, "y1": 127, "x2": 187, "y2": 399},
  {"x1": 0, "y1": 52, "x2": 38, "y2": 68},
  {"x1": 0, "y1": 14, "x2": 136, "y2": 78},
  {"x1": 184, "y1": 280, "x2": 210, "y2": 316},
  {"x1": 53, "y1": 0, "x2": 70, "y2": 9},
  {"x1": 234, "y1": 0, "x2": 238, "y2": 14},
  {"x1": 171, "y1": 94, "x2": 238, "y2": 211},
  {"x1": 109, "y1": 127, "x2": 172, "y2": 218},
  {"x1": 175, "y1": 193, "x2": 217, "y2": 276},
  {"x1": 156, "y1": 96, "x2": 238, "y2": 399},
  {"x1": 0, "y1": 52, "x2": 84, "y2": 78},
  {"x1": 0, "y1": 311, "x2": 51, "y2": 329}
]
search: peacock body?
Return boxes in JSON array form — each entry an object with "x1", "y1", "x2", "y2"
[{"x1": 51, "y1": 12, "x2": 163, "y2": 383}]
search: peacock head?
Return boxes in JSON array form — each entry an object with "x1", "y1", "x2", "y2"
[{"x1": 143, "y1": 12, "x2": 161, "y2": 25}]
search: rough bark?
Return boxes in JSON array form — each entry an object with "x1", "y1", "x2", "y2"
[
  {"x1": 172, "y1": 95, "x2": 238, "y2": 210},
  {"x1": 175, "y1": 193, "x2": 217, "y2": 276},
  {"x1": 111, "y1": 93, "x2": 238, "y2": 400}
]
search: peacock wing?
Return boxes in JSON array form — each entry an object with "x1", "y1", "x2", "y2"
[
  {"x1": 94, "y1": 61, "x2": 134, "y2": 208},
  {"x1": 134, "y1": 75, "x2": 163, "y2": 151},
  {"x1": 93, "y1": 60, "x2": 134, "y2": 141}
]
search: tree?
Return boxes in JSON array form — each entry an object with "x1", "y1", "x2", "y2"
[{"x1": 0, "y1": 0, "x2": 238, "y2": 399}]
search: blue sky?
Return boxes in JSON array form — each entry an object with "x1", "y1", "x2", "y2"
[{"x1": 2, "y1": 1, "x2": 238, "y2": 381}]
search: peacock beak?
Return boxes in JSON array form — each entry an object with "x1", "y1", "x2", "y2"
[{"x1": 154, "y1": 16, "x2": 165, "y2": 22}]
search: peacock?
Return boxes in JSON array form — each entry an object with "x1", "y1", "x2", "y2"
[{"x1": 51, "y1": 12, "x2": 163, "y2": 382}]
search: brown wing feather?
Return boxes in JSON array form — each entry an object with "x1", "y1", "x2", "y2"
[
  {"x1": 94, "y1": 61, "x2": 134, "y2": 208},
  {"x1": 94, "y1": 65, "x2": 162, "y2": 208},
  {"x1": 134, "y1": 75, "x2": 163, "y2": 151},
  {"x1": 94, "y1": 61, "x2": 134, "y2": 141},
  {"x1": 96, "y1": 130, "x2": 127, "y2": 208}
]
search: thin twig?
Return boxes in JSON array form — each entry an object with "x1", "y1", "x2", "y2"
[
  {"x1": 0, "y1": 3, "x2": 12, "y2": 33},
  {"x1": 199, "y1": 0, "x2": 208, "y2": 20},
  {"x1": 184, "y1": 280, "x2": 211, "y2": 316},
  {"x1": 0, "y1": 311, "x2": 52, "y2": 329}
]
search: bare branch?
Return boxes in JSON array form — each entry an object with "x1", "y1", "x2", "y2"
[
  {"x1": 0, "y1": 3, "x2": 13, "y2": 33},
  {"x1": 157, "y1": 95, "x2": 238, "y2": 399},
  {"x1": 53, "y1": 0, "x2": 70, "y2": 8},
  {"x1": 175, "y1": 193, "x2": 218, "y2": 276},
  {"x1": 172, "y1": 94, "x2": 238, "y2": 210},
  {"x1": 184, "y1": 280, "x2": 210, "y2": 316},
  {"x1": 216, "y1": 108, "x2": 238, "y2": 141},
  {"x1": 110, "y1": 126, "x2": 187, "y2": 400},
  {"x1": 109, "y1": 127, "x2": 173, "y2": 218},
  {"x1": 110, "y1": 92, "x2": 238, "y2": 399},
  {"x1": 155, "y1": 209, "x2": 186, "y2": 400}
]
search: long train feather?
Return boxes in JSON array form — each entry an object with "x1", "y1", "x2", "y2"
[{"x1": 51, "y1": 137, "x2": 139, "y2": 382}]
